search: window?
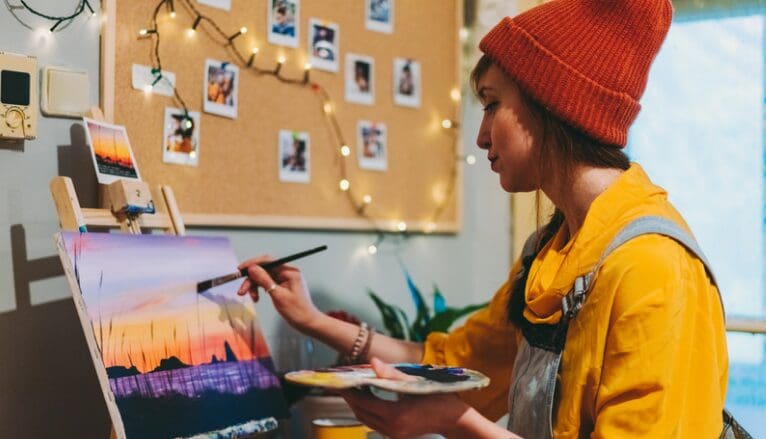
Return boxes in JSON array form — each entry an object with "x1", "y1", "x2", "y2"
[{"x1": 629, "y1": 10, "x2": 765, "y2": 435}]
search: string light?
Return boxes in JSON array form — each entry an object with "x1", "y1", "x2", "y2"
[
  {"x1": 168, "y1": 0, "x2": 176, "y2": 18},
  {"x1": 19, "y1": 0, "x2": 97, "y2": 32},
  {"x1": 274, "y1": 55, "x2": 286, "y2": 75},
  {"x1": 139, "y1": 28, "x2": 157, "y2": 37},
  {"x1": 247, "y1": 47, "x2": 259, "y2": 67},
  {"x1": 450, "y1": 87, "x2": 461, "y2": 102},
  {"x1": 441, "y1": 118, "x2": 457, "y2": 129},
  {"x1": 227, "y1": 26, "x2": 247, "y2": 42},
  {"x1": 465, "y1": 154, "x2": 476, "y2": 165},
  {"x1": 303, "y1": 62, "x2": 312, "y2": 84},
  {"x1": 188, "y1": 14, "x2": 202, "y2": 35},
  {"x1": 138, "y1": 0, "x2": 464, "y2": 244},
  {"x1": 143, "y1": 84, "x2": 153, "y2": 93}
]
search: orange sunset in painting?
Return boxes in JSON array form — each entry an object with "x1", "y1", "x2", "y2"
[
  {"x1": 85, "y1": 119, "x2": 139, "y2": 181},
  {"x1": 57, "y1": 232, "x2": 287, "y2": 438}
]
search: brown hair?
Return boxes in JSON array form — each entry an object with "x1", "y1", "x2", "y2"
[{"x1": 470, "y1": 54, "x2": 630, "y2": 324}]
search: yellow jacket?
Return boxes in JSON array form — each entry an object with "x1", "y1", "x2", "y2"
[{"x1": 422, "y1": 164, "x2": 728, "y2": 437}]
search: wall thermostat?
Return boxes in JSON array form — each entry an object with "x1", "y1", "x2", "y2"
[{"x1": 0, "y1": 51, "x2": 37, "y2": 140}]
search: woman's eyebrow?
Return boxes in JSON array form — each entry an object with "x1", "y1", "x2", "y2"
[{"x1": 477, "y1": 86, "x2": 494, "y2": 100}]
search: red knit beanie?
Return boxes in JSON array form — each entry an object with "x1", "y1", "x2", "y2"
[{"x1": 480, "y1": 0, "x2": 673, "y2": 147}]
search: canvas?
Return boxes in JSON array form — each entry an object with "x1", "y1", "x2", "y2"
[{"x1": 56, "y1": 232, "x2": 288, "y2": 439}]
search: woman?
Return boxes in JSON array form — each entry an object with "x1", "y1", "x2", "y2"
[{"x1": 237, "y1": 0, "x2": 729, "y2": 437}]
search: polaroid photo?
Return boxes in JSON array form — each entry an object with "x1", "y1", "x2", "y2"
[
  {"x1": 162, "y1": 107, "x2": 201, "y2": 167},
  {"x1": 308, "y1": 18, "x2": 339, "y2": 73},
  {"x1": 268, "y1": 0, "x2": 300, "y2": 48},
  {"x1": 279, "y1": 130, "x2": 310, "y2": 183},
  {"x1": 365, "y1": 0, "x2": 393, "y2": 33},
  {"x1": 83, "y1": 117, "x2": 141, "y2": 184},
  {"x1": 357, "y1": 120, "x2": 387, "y2": 171},
  {"x1": 345, "y1": 53, "x2": 375, "y2": 105},
  {"x1": 203, "y1": 59, "x2": 239, "y2": 119},
  {"x1": 196, "y1": 0, "x2": 231, "y2": 11},
  {"x1": 393, "y1": 58, "x2": 421, "y2": 108}
]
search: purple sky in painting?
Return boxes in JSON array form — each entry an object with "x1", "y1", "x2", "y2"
[{"x1": 59, "y1": 232, "x2": 240, "y2": 319}]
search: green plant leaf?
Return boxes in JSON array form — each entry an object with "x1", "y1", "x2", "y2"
[
  {"x1": 368, "y1": 290, "x2": 407, "y2": 339},
  {"x1": 433, "y1": 285, "x2": 446, "y2": 314},
  {"x1": 425, "y1": 302, "x2": 489, "y2": 334},
  {"x1": 404, "y1": 270, "x2": 431, "y2": 342}
]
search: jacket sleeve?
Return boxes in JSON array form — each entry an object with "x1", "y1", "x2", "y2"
[
  {"x1": 421, "y1": 260, "x2": 523, "y2": 422},
  {"x1": 592, "y1": 235, "x2": 728, "y2": 438}
]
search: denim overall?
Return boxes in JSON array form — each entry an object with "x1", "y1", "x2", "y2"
[{"x1": 506, "y1": 216, "x2": 724, "y2": 439}]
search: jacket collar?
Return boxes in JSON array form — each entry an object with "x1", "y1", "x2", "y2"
[{"x1": 522, "y1": 163, "x2": 680, "y2": 324}]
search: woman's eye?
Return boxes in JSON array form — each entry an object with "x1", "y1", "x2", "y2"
[{"x1": 483, "y1": 101, "x2": 498, "y2": 112}]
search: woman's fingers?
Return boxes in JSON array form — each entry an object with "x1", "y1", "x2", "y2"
[{"x1": 370, "y1": 357, "x2": 418, "y2": 382}]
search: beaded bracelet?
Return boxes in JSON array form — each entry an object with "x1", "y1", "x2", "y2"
[
  {"x1": 358, "y1": 325, "x2": 375, "y2": 363},
  {"x1": 345, "y1": 322, "x2": 369, "y2": 364}
]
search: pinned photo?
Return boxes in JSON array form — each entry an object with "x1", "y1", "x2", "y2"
[
  {"x1": 203, "y1": 59, "x2": 239, "y2": 119},
  {"x1": 279, "y1": 130, "x2": 310, "y2": 183},
  {"x1": 162, "y1": 107, "x2": 201, "y2": 167},
  {"x1": 357, "y1": 120, "x2": 387, "y2": 171},
  {"x1": 393, "y1": 58, "x2": 421, "y2": 108},
  {"x1": 308, "y1": 18, "x2": 339, "y2": 72},
  {"x1": 268, "y1": 0, "x2": 300, "y2": 48},
  {"x1": 196, "y1": 0, "x2": 231, "y2": 11},
  {"x1": 345, "y1": 53, "x2": 374, "y2": 105},
  {"x1": 365, "y1": 0, "x2": 393, "y2": 33},
  {"x1": 83, "y1": 118, "x2": 141, "y2": 184}
]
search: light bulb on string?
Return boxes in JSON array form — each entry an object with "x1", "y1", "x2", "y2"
[
  {"x1": 323, "y1": 102, "x2": 333, "y2": 114},
  {"x1": 83, "y1": 0, "x2": 95, "y2": 17},
  {"x1": 187, "y1": 14, "x2": 202, "y2": 36},
  {"x1": 362, "y1": 194, "x2": 372, "y2": 205},
  {"x1": 450, "y1": 87, "x2": 461, "y2": 102},
  {"x1": 143, "y1": 84, "x2": 153, "y2": 93},
  {"x1": 441, "y1": 118, "x2": 456, "y2": 129},
  {"x1": 339, "y1": 179, "x2": 350, "y2": 191},
  {"x1": 228, "y1": 26, "x2": 247, "y2": 42},
  {"x1": 168, "y1": 0, "x2": 175, "y2": 18},
  {"x1": 247, "y1": 47, "x2": 259, "y2": 67},
  {"x1": 303, "y1": 62, "x2": 311, "y2": 84},
  {"x1": 275, "y1": 56, "x2": 286, "y2": 74},
  {"x1": 340, "y1": 144, "x2": 350, "y2": 156},
  {"x1": 139, "y1": 28, "x2": 157, "y2": 37},
  {"x1": 465, "y1": 154, "x2": 476, "y2": 165},
  {"x1": 397, "y1": 221, "x2": 407, "y2": 232},
  {"x1": 367, "y1": 244, "x2": 378, "y2": 255}
]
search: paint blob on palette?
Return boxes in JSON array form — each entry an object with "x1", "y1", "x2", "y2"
[
  {"x1": 55, "y1": 232, "x2": 288, "y2": 439},
  {"x1": 285, "y1": 364, "x2": 490, "y2": 395}
]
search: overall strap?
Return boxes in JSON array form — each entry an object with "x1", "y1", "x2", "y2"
[{"x1": 562, "y1": 215, "x2": 721, "y2": 322}]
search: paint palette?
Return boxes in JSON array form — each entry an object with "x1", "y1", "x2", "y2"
[{"x1": 285, "y1": 364, "x2": 490, "y2": 395}]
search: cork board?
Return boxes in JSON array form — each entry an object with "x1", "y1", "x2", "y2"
[{"x1": 101, "y1": 0, "x2": 462, "y2": 232}]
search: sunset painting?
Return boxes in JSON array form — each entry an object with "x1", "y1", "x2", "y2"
[
  {"x1": 83, "y1": 118, "x2": 141, "y2": 184},
  {"x1": 56, "y1": 232, "x2": 287, "y2": 439}
]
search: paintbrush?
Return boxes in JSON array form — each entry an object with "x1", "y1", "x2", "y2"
[{"x1": 196, "y1": 245, "x2": 328, "y2": 293}]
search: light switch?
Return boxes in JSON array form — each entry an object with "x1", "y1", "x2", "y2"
[{"x1": 41, "y1": 66, "x2": 90, "y2": 118}]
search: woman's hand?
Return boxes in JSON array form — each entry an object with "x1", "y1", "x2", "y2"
[
  {"x1": 339, "y1": 358, "x2": 473, "y2": 438},
  {"x1": 236, "y1": 255, "x2": 321, "y2": 332}
]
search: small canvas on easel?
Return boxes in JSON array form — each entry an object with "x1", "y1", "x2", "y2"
[
  {"x1": 56, "y1": 232, "x2": 288, "y2": 439},
  {"x1": 83, "y1": 117, "x2": 141, "y2": 184}
]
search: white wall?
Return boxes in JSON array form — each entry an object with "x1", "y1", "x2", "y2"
[{"x1": 0, "y1": 2, "x2": 511, "y2": 437}]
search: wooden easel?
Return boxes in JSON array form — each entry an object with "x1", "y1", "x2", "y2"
[{"x1": 49, "y1": 110, "x2": 185, "y2": 439}]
